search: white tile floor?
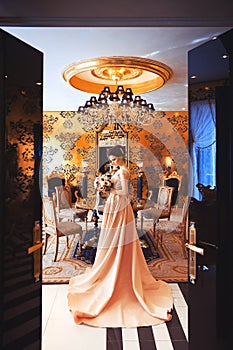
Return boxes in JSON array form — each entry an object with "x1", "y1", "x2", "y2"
[{"x1": 42, "y1": 283, "x2": 188, "y2": 350}]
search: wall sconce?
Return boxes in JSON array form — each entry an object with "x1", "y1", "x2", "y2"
[
  {"x1": 164, "y1": 156, "x2": 172, "y2": 168},
  {"x1": 136, "y1": 160, "x2": 143, "y2": 169},
  {"x1": 162, "y1": 156, "x2": 173, "y2": 174},
  {"x1": 82, "y1": 159, "x2": 88, "y2": 168}
]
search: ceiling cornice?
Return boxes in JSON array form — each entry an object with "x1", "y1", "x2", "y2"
[{"x1": 0, "y1": 17, "x2": 233, "y2": 27}]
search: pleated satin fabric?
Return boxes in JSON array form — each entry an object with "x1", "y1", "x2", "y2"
[{"x1": 68, "y1": 170, "x2": 173, "y2": 327}]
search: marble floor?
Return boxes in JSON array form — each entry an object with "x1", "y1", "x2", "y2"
[{"x1": 42, "y1": 282, "x2": 188, "y2": 350}]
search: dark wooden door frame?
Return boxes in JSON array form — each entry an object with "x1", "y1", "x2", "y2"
[{"x1": 0, "y1": 4, "x2": 233, "y2": 350}]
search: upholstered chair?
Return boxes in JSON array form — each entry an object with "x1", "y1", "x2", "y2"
[
  {"x1": 154, "y1": 196, "x2": 189, "y2": 258},
  {"x1": 140, "y1": 186, "x2": 174, "y2": 242},
  {"x1": 42, "y1": 197, "x2": 83, "y2": 262},
  {"x1": 46, "y1": 171, "x2": 65, "y2": 199},
  {"x1": 54, "y1": 185, "x2": 88, "y2": 230}
]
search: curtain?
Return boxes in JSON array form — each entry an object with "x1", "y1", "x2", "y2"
[{"x1": 189, "y1": 99, "x2": 216, "y2": 199}]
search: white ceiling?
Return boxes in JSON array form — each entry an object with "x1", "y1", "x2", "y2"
[{"x1": 1, "y1": 26, "x2": 231, "y2": 111}]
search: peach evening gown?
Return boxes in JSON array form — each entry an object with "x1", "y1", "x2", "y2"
[{"x1": 68, "y1": 168, "x2": 173, "y2": 327}]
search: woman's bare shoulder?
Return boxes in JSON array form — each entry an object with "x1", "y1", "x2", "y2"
[{"x1": 119, "y1": 167, "x2": 129, "y2": 177}]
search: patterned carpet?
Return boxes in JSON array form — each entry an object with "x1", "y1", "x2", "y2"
[
  {"x1": 148, "y1": 231, "x2": 188, "y2": 282},
  {"x1": 68, "y1": 227, "x2": 161, "y2": 266},
  {"x1": 42, "y1": 221, "x2": 188, "y2": 284}
]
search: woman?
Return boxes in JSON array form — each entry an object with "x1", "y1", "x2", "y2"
[{"x1": 68, "y1": 145, "x2": 173, "y2": 327}]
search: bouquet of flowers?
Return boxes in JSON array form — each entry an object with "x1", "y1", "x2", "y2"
[{"x1": 94, "y1": 172, "x2": 113, "y2": 197}]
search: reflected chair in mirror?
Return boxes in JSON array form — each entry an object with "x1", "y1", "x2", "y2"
[
  {"x1": 140, "y1": 185, "x2": 174, "y2": 241},
  {"x1": 154, "y1": 196, "x2": 189, "y2": 258},
  {"x1": 160, "y1": 170, "x2": 182, "y2": 207},
  {"x1": 46, "y1": 170, "x2": 65, "y2": 199},
  {"x1": 42, "y1": 197, "x2": 83, "y2": 262},
  {"x1": 54, "y1": 185, "x2": 88, "y2": 230}
]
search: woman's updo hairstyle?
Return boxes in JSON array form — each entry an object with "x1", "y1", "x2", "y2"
[{"x1": 107, "y1": 145, "x2": 125, "y2": 159}]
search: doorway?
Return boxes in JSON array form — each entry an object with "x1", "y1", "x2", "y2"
[{"x1": 0, "y1": 23, "x2": 232, "y2": 348}]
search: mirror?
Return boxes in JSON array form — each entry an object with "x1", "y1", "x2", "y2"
[{"x1": 96, "y1": 122, "x2": 129, "y2": 173}]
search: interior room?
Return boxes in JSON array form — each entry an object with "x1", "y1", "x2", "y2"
[{"x1": 1, "y1": 25, "x2": 232, "y2": 349}]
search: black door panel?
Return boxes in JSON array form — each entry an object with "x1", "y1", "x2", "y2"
[
  {"x1": 188, "y1": 28, "x2": 233, "y2": 350},
  {"x1": 0, "y1": 29, "x2": 43, "y2": 349}
]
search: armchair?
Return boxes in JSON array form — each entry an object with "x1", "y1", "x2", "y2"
[
  {"x1": 54, "y1": 185, "x2": 88, "y2": 230},
  {"x1": 42, "y1": 197, "x2": 83, "y2": 262},
  {"x1": 140, "y1": 185, "x2": 174, "y2": 237}
]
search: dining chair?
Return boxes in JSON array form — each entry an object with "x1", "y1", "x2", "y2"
[
  {"x1": 140, "y1": 185, "x2": 174, "y2": 239},
  {"x1": 154, "y1": 196, "x2": 189, "y2": 258},
  {"x1": 54, "y1": 185, "x2": 88, "y2": 230},
  {"x1": 46, "y1": 170, "x2": 65, "y2": 199},
  {"x1": 42, "y1": 197, "x2": 83, "y2": 262}
]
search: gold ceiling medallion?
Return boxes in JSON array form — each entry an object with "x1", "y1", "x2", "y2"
[
  {"x1": 91, "y1": 67, "x2": 142, "y2": 82},
  {"x1": 62, "y1": 56, "x2": 173, "y2": 94},
  {"x1": 62, "y1": 56, "x2": 172, "y2": 131}
]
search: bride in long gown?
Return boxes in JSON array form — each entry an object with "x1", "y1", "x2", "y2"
[{"x1": 68, "y1": 145, "x2": 173, "y2": 327}]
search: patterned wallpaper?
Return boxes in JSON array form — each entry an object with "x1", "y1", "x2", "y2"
[
  {"x1": 43, "y1": 111, "x2": 188, "y2": 208},
  {"x1": 6, "y1": 79, "x2": 224, "y2": 211}
]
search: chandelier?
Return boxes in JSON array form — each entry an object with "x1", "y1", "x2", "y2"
[
  {"x1": 76, "y1": 85, "x2": 165, "y2": 131},
  {"x1": 62, "y1": 56, "x2": 172, "y2": 131}
]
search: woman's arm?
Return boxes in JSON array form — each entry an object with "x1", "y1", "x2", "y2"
[{"x1": 111, "y1": 169, "x2": 129, "y2": 196}]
